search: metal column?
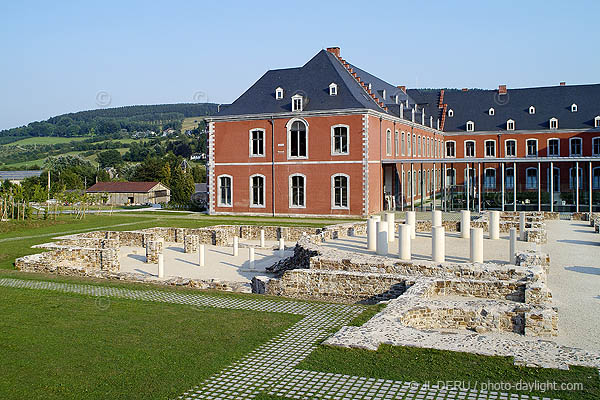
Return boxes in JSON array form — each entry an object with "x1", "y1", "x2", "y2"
[
  {"x1": 513, "y1": 161, "x2": 517, "y2": 211},
  {"x1": 466, "y1": 163, "x2": 470, "y2": 212},
  {"x1": 443, "y1": 163, "x2": 447, "y2": 212},
  {"x1": 477, "y1": 163, "x2": 481, "y2": 213},
  {"x1": 537, "y1": 161, "x2": 541, "y2": 212},
  {"x1": 432, "y1": 164, "x2": 436, "y2": 211},
  {"x1": 590, "y1": 161, "x2": 593, "y2": 215},
  {"x1": 576, "y1": 161, "x2": 579, "y2": 212},
  {"x1": 401, "y1": 163, "x2": 404, "y2": 211},
  {"x1": 501, "y1": 163, "x2": 505, "y2": 211},
  {"x1": 411, "y1": 163, "x2": 414, "y2": 211},
  {"x1": 550, "y1": 161, "x2": 554, "y2": 212}
]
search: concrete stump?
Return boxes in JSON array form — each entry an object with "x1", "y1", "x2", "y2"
[
  {"x1": 519, "y1": 212, "x2": 526, "y2": 241},
  {"x1": 184, "y1": 235, "x2": 199, "y2": 253},
  {"x1": 461, "y1": 210, "x2": 471, "y2": 239},
  {"x1": 367, "y1": 217, "x2": 377, "y2": 251},
  {"x1": 406, "y1": 211, "x2": 416, "y2": 239},
  {"x1": 376, "y1": 221, "x2": 388, "y2": 255},
  {"x1": 158, "y1": 253, "x2": 164, "y2": 278},
  {"x1": 432, "y1": 226, "x2": 445, "y2": 262},
  {"x1": 398, "y1": 224, "x2": 411, "y2": 261},
  {"x1": 432, "y1": 210, "x2": 442, "y2": 227},
  {"x1": 278, "y1": 238, "x2": 285, "y2": 257},
  {"x1": 489, "y1": 211, "x2": 500, "y2": 240},
  {"x1": 249, "y1": 247, "x2": 255, "y2": 271},
  {"x1": 232, "y1": 236, "x2": 239, "y2": 256},
  {"x1": 260, "y1": 229, "x2": 265, "y2": 248},
  {"x1": 199, "y1": 244, "x2": 205, "y2": 267},
  {"x1": 386, "y1": 212, "x2": 395, "y2": 243},
  {"x1": 470, "y1": 228, "x2": 483, "y2": 263},
  {"x1": 509, "y1": 228, "x2": 517, "y2": 264}
]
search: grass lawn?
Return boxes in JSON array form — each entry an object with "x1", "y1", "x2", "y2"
[
  {"x1": 4, "y1": 136, "x2": 88, "y2": 146},
  {"x1": 181, "y1": 116, "x2": 203, "y2": 133},
  {"x1": 298, "y1": 344, "x2": 600, "y2": 400},
  {"x1": 0, "y1": 285, "x2": 300, "y2": 400}
]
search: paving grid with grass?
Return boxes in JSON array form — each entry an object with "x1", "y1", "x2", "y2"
[{"x1": 2, "y1": 278, "x2": 591, "y2": 400}]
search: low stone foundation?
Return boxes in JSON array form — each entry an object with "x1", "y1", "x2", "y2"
[
  {"x1": 184, "y1": 235, "x2": 199, "y2": 253},
  {"x1": 145, "y1": 239, "x2": 163, "y2": 264}
]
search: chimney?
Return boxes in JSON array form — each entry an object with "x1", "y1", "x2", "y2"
[
  {"x1": 400, "y1": 105, "x2": 404, "y2": 119},
  {"x1": 411, "y1": 108, "x2": 415, "y2": 122},
  {"x1": 560, "y1": 82, "x2": 566, "y2": 86},
  {"x1": 397, "y1": 85, "x2": 406, "y2": 93},
  {"x1": 498, "y1": 84, "x2": 507, "y2": 95},
  {"x1": 326, "y1": 47, "x2": 340, "y2": 57},
  {"x1": 462, "y1": 88, "x2": 468, "y2": 92}
]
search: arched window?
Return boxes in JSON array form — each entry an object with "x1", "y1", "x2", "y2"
[
  {"x1": 331, "y1": 174, "x2": 349, "y2": 209},
  {"x1": 526, "y1": 168, "x2": 538, "y2": 189},
  {"x1": 446, "y1": 141, "x2": 456, "y2": 158},
  {"x1": 569, "y1": 167, "x2": 583, "y2": 189},
  {"x1": 289, "y1": 174, "x2": 306, "y2": 208},
  {"x1": 569, "y1": 137, "x2": 582, "y2": 156},
  {"x1": 506, "y1": 119, "x2": 515, "y2": 131},
  {"x1": 394, "y1": 131, "x2": 399, "y2": 156},
  {"x1": 217, "y1": 175, "x2": 232, "y2": 207},
  {"x1": 484, "y1": 168, "x2": 496, "y2": 189},
  {"x1": 386, "y1": 129, "x2": 392, "y2": 156},
  {"x1": 549, "y1": 117, "x2": 558, "y2": 129},
  {"x1": 249, "y1": 174, "x2": 265, "y2": 207},
  {"x1": 488, "y1": 107, "x2": 495, "y2": 115},
  {"x1": 466, "y1": 121, "x2": 475, "y2": 132},
  {"x1": 448, "y1": 109, "x2": 454, "y2": 117},
  {"x1": 526, "y1": 139, "x2": 538, "y2": 157},
  {"x1": 505, "y1": 168, "x2": 514, "y2": 189},
  {"x1": 505, "y1": 139, "x2": 517, "y2": 157},
  {"x1": 275, "y1": 87, "x2": 284, "y2": 100},
  {"x1": 593, "y1": 167, "x2": 600, "y2": 189},
  {"x1": 485, "y1": 140, "x2": 496, "y2": 157},
  {"x1": 331, "y1": 125, "x2": 349, "y2": 155},
  {"x1": 529, "y1": 106, "x2": 535, "y2": 115},
  {"x1": 465, "y1": 140, "x2": 476, "y2": 157},
  {"x1": 571, "y1": 103, "x2": 578, "y2": 112},
  {"x1": 249, "y1": 129, "x2": 265, "y2": 157},
  {"x1": 401, "y1": 132, "x2": 406, "y2": 156},
  {"x1": 288, "y1": 119, "x2": 308, "y2": 158},
  {"x1": 329, "y1": 83, "x2": 338, "y2": 96}
]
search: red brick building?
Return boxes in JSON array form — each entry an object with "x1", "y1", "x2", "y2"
[{"x1": 206, "y1": 47, "x2": 600, "y2": 216}]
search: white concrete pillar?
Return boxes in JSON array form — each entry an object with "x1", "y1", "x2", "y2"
[
  {"x1": 372, "y1": 215, "x2": 381, "y2": 223},
  {"x1": 470, "y1": 228, "x2": 483, "y2": 263},
  {"x1": 249, "y1": 247, "x2": 255, "y2": 271},
  {"x1": 386, "y1": 212, "x2": 395, "y2": 243},
  {"x1": 199, "y1": 244, "x2": 205, "y2": 267},
  {"x1": 406, "y1": 211, "x2": 416, "y2": 239},
  {"x1": 432, "y1": 210, "x2": 442, "y2": 227},
  {"x1": 367, "y1": 217, "x2": 377, "y2": 251},
  {"x1": 398, "y1": 224, "x2": 411, "y2": 261},
  {"x1": 432, "y1": 226, "x2": 445, "y2": 262},
  {"x1": 376, "y1": 222, "x2": 388, "y2": 255},
  {"x1": 278, "y1": 238, "x2": 285, "y2": 257},
  {"x1": 489, "y1": 211, "x2": 500, "y2": 240},
  {"x1": 461, "y1": 210, "x2": 471, "y2": 239},
  {"x1": 519, "y1": 212, "x2": 526, "y2": 241},
  {"x1": 232, "y1": 236, "x2": 239, "y2": 256},
  {"x1": 158, "y1": 253, "x2": 164, "y2": 278},
  {"x1": 260, "y1": 229, "x2": 265, "y2": 248},
  {"x1": 509, "y1": 228, "x2": 517, "y2": 264}
]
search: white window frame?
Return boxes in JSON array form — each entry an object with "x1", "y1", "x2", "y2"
[
  {"x1": 386, "y1": 129, "x2": 392, "y2": 156},
  {"x1": 331, "y1": 173, "x2": 350, "y2": 210},
  {"x1": 506, "y1": 119, "x2": 515, "y2": 131},
  {"x1": 330, "y1": 124, "x2": 349, "y2": 156},
  {"x1": 549, "y1": 117, "x2": 558, "y2": 130},
  {"x1": 484, "y1": 168, "x2": 496, "y2": 189},
  {"x1": 466, "y1": 121, "x2": 475, "y2": 132},
  {"x1": 289, "y1": 173, "x2": 306, "y2": 209},
  {"x1": 529, "y1": 106, "x2": 535, "y2": 115},
  {"x1": 286, "y1": 118, "x2": 309, "y2": 160},
  {"x1": 291, "y1": 94, "x2": 303, "y2": 112},
  {"x1": 464, "y1": 140, "x2": 476, "y2": 157},
  {"x1": 505, "y1": 139, "x2": 517, "y2": 157},
  {"x1": 394, "y1": 131, "x2": 399, "y2": 156},
  {"x1": 448, "y1": 109, "x2": 454, "y2": 117},
  {"x1": 547, "y1": 167, "x2": 560, "y2": 192},
  {"x1": 505, "y1": 167, "x2": 514, "y2": 189},
  {"x1": 446, "y1": 140, "x2": 456, "y2": 158},
  {"x1": 526, "y1": 138, "x2": 538, "y2": 157},
  {"x1": 569, "y1": 167, "x2": 583, "y2": 189},
  {"x1": 329, "y1": 83, "x2": 338, "y2": 96},
  {"x1": 525, "y1": 167, "x2": 538, "y2": 189},
  {"x1": 401, "y1": 132, "x2": 406, "y2": 156},
  {"x1": 547, "y1": 138, "x2": 560, "y2": 157},
  {"x1": 484, "y1": 139, "x2": 496, "y2": 158},
  {"x1": 593, "y1": 167, "x2": 600, "y2": 190},
  {"x1": 571, "y1": 103, "x2": 578, "y2": 112},
  {"x1": 446, "y1": 168, "x2": 456, "y2": 186},
  {"x1": 569, "y1": 137, "x2": 582, "y2": 156},
  {"x1": 488, "y1": 107, "x2": 495, "y2": 116},
  {"x1": 417, "y1": 135, "x2": 421, "y2": 157},
  {"x1": 249, "y1": 174, "x2": 266, "y2": 208},
  {"x1": 595, "y1": 116, "x2": 600, "y2": 128},
  {"x1": 249, "y1": 128, "x2": 266, "y2": 157},
  {"x1": 413, "y1": 134, "x2": 416, "y2": 156},
  {"x1": 593, "y1": 137, "x2": 600, "y2": 156},
  {"x1": 275, "y1": 87, "x2": 284, "y2": 100},
  {"x1": 217, "y1": 174, "x2": 233, "y2": 207}
]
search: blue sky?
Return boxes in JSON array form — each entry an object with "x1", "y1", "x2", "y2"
[{"x1": 1, "y1": 0, "x2": 598, "y2": 131}]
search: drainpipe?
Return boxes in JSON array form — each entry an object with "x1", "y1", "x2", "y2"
[
  {"x1": 380, "y1": 116, "x2": 383, "y2": 212},
  {"x1": 269, "y1": 117, "x2": 275, "y2": 217}
]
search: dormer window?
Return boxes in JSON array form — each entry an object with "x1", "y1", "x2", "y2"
[
  {"x1": 549, "y1": 117, "x2": 558, "y2": 129},
  {"x1": 466, "y1": 121, "x2": 475, "y2": 132},
  {"x1": 571, "y1": 103, "x2": 578, "y2": 112},
  {"x1": 595, "y1": 116, "x2": 600, "y2": 128},
  {"x1": 329, "y1": 83, "x2": 338, "y2": 96},
  {"x1": 529, "y1": 106, "x2": 535, "y2": 114},
  {"x1": 275, "y1": 87, "x2": 284, "y2": 100},
  {"x1": 507, "y1": 119, "x2": 515, "y2": 131},
  {"x1": 292, "y1": 94, "x2": 303, "y2": 112},
  {"x1": 488, "y1": 107, "x2": 495, "y2": 116},
  {"x1": 448, "y1": 109, "x2": 454, "y2": 117}
]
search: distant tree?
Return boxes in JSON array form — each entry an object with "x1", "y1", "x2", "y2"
[
  {"x1": 190, "y1": 165, "x2": 206, "y2": 183},
  {"x1": 169, "y1": 167, "x2": 194, "y2": 206},
  {"x1": 97, "y1": 149, "x2": 123, "y2": 168}
]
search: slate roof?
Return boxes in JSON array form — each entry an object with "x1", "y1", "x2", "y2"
[
  {"x1": 414, "y1": 85, "x2": 600, "y2": 133},
  {"x1": 86, "y1": 182, "x2": 165, "y2": 193},
  {"x1": 0, "y1": 170, "x2": 43, "y2": 181}
]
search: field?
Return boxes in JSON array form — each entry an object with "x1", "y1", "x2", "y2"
[
  {"x1": 5, "y1": 136, "x2": 89, "y2": 146},
  {"x1": 181, "y1": 116, "x2": 203, "y2": 133}
]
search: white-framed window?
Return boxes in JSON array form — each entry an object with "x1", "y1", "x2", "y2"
[
  {"x1": 289, "y1": 174, "x2": 306, "y2": 208},
  {"x1": 526, "y1": 139, "x2": 538, "y2": 157},
  {"x1": 595, "y1": 116, "x2": 600, "y2": 128},
  {"x1": 249, "y1": 174, "x2": 265, "y2": 208},
  {"x1": 417, "y1": 135, "x2": 421, "y2": 156},
  {"x1": 488, "y1": 107, "x2": 495, "y2": 116},
  {"x1": 593, "y1": 167, "x2": 600, "y2": 189},
  {"x1": 386, "y1": 129, "x2": 392, "y2": 156},
  {"x1": 485, "y1": 140, "x2": 496, "y2": 157},
  {"x1": 394, "y1": 131, "x2": 399, "y2": 156},
  {"x1": 484, "y1": 168, "x2": 496, "y2": 189},
  {"x1": 529, "y1": 106, "x2": 535, "y2": 115},
  {"x1": 275, "y1": 87, "x2": 284, "y2": 100},
  {"x1": 593, "y1": 137, "x2": 600, "y2": 155},
  {"x1": 505, "y1": 168, "x2": 514, "y2": 189},
  {"x1": 287, "y1": 119, "x2": 308, "y2": 159},
  {"x1": 547, "y1": 138, "x2": 560, "y2": 157},
  {"x1": 549, "y1": 117, "x2": 558, "y2": 129},
  {"x1": 507, "y1": 119, "x2": 515, "y2": 131},
  {"x1": 547, "y1": 167, "x2": 560, "y2": 192},
  {"x1": 526, "y1": 167, "x2": 538, "y2": 189},
  {"x1": 446, "y1": 168, "x2": 456, "y2": 186},
  {"x1": 448, "y1": 109, "x2": 454, "y2": 117},
  {"x1": 418, "y1": 170, "x2": 421, "y2": 195},
  {"x1": 413, "y1": 134, "x2": 416, "y2": 156},
  {"x1": 569, "y1": 137, "x2": 582, "y2": 156},
  {"x1": 464, "y1": 168, "x2": 476, "y2": 188},
  {"x1": 329, "y1": 83, "x2": 338, "y2": 96},
  {"x1": 466, "y1": 121, "x2": 475, "y2": 132},
  {"x1": 569, "y1": 167, "x2": 583, "y2": 189},
  {"x1": 249, "y1": 128, "x2": 265, "y2": 157},
  {"x1": 401, "y1": 132, "x2": 406, "y2": 156},
  {"x1": 505, "y1": 139, "x2": 516, "y2": 157},
  {"x1": 217, "y1": 175, "x2": 233, "y2": 207},
  {"x1": 571, "y1": 103, "x2": 578, "y2": 112},
  {"x1": 465, "y1": 140, "x2": 476, "y2": 157},
  {"x1": 331, "y1": 124, "x2": 349, "y2": 155},
  {"x1": 446, "y1": 141, "x2": 456, "y2": 158},
  {"x1": 291, "y1": 94, "x2": 303, "y2": 112},
  {"x1": 331, "y1": 173, "x2": 349, "y2": 209}
]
